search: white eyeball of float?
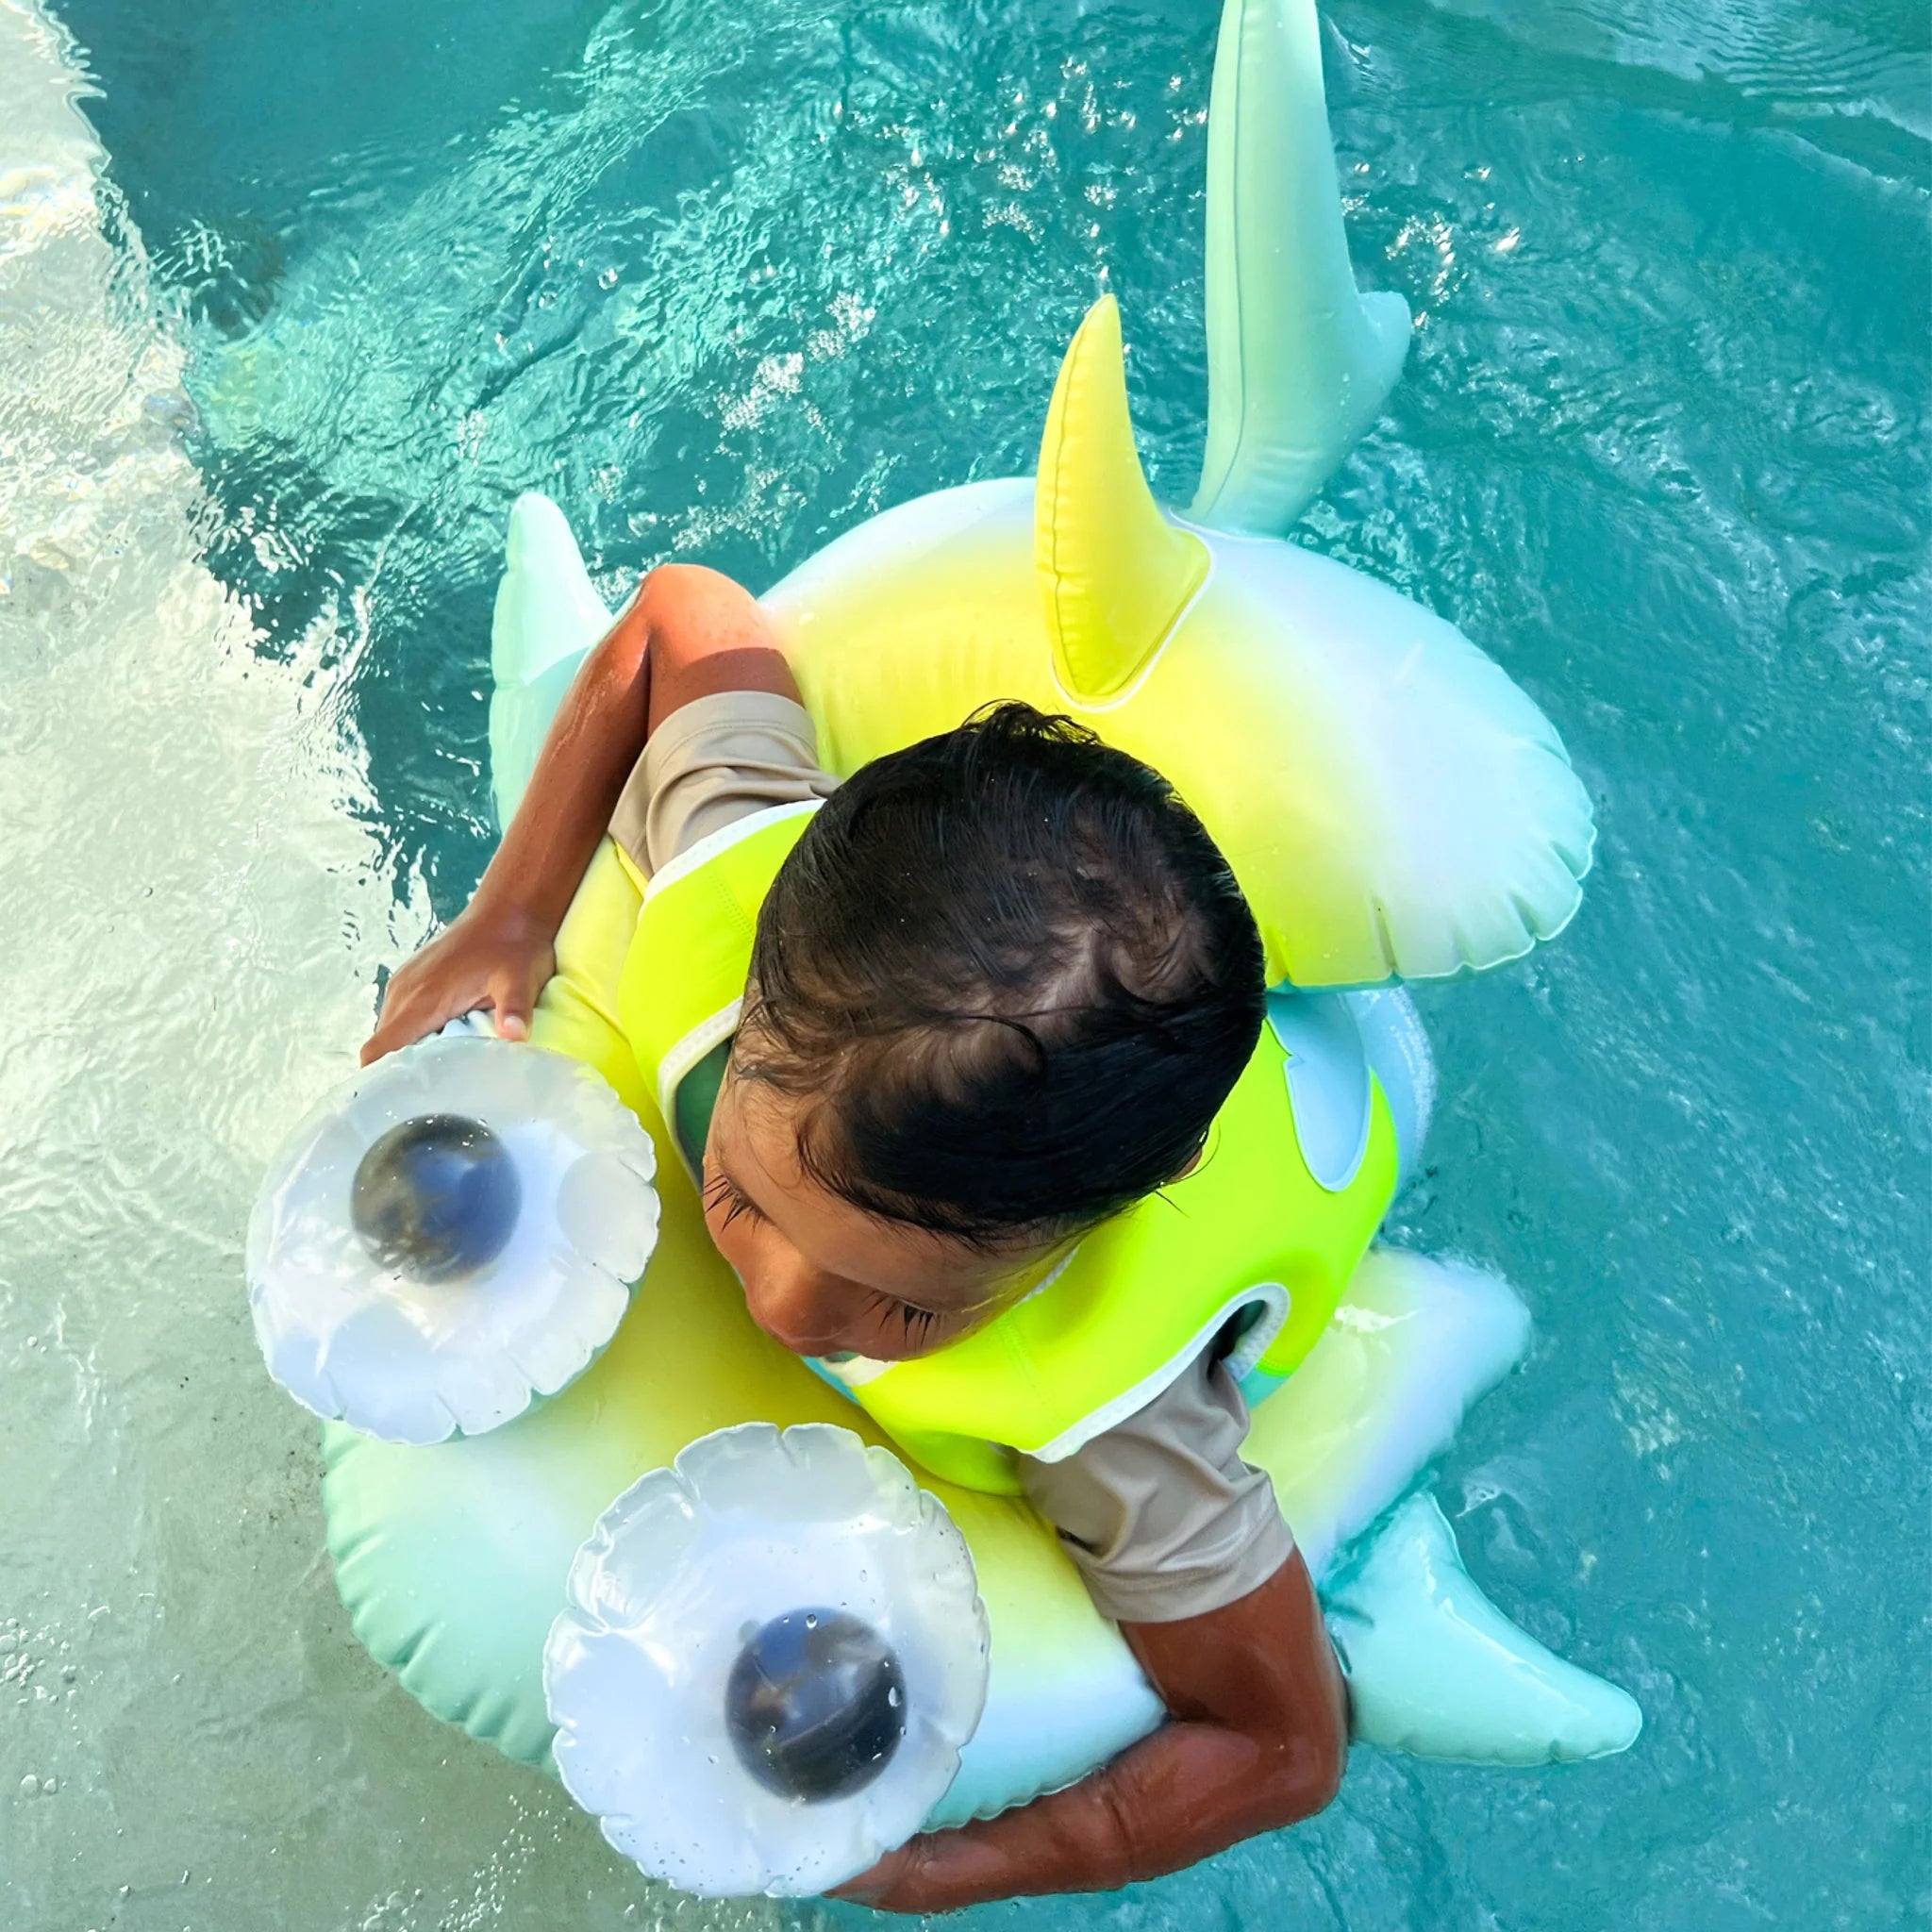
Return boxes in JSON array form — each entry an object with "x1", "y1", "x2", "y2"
[
  {"x1": 245, "y1": 1026, "x2": 658, "y2": 1444},
  {"x1": 544, "y1": 1423, "x2": 990, "y2": 1898}
]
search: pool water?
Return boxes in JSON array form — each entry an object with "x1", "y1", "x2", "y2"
[{"x1": 1, "y1": 0, "x2": 1925, "y2": 1925}]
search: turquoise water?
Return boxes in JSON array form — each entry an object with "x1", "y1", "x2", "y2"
[{"x1": 2, "y1": 0, "x2": 1926, "y2": 1925}]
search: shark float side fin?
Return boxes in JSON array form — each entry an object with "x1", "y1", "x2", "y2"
[
  {"x1": 1037, "y1": 295, "x2": 1210, "y2": 705},
  {"x1": 1191, "y1": 0, "x2": 1412, "y2": 536},
  {"x1": 489, "y1": 492, "x2": 613, "y2": 827},
  {"x1": 1326, "y1": 1492, "x2": 1643, "y2": 1765}
]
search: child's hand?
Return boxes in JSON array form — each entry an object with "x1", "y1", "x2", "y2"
[{"x1": 361, "y1": 899, "x2": 558, "y2": 1065}]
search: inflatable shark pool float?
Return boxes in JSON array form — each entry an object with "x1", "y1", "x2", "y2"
[{"x1": 253, "y1": 0, "x2": 1635, "y2": 1897}]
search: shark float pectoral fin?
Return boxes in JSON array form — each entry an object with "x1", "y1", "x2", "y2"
[
  {"x1": 1326, "y1": 1492, "x2": 1643, "y2": 1765},
  {"x1": 1191, "y1": 0, "x2": 1412, "y2": 536},
  {"x1": 489, "y1": 492, "x2": 613, "y2": 827},
  {"x1": 1036, "y1": 295, "x2": 1209, "y2": 705}
]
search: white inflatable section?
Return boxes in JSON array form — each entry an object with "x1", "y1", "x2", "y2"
[
  {"x1": 1348, "y1": 986, "x2": 1437, "y2": 1191},
  {"x1": 1252, "y1": 1250, "x2": 1530, "y2": 1585},
  {"x1": 248, "y1": 1033, "x2": 658, "y2": 1443},
  {"x1": 1201, "y1": 529, "x2": 1597, "y2": 982},
  {"x1": 545, "y1": 1424, "x2": 989, "y2": 1897},
  {"x1": 490, "y1": 492, "x2": 615, "y2": 828},
  {"x1": 1327, "y1": 1493, "x2": 1643, "y2": 1764}
]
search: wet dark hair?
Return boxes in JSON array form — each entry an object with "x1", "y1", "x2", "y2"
[{"x1": 734, "y1": 703, "x2": 1265, "y2": 1247}]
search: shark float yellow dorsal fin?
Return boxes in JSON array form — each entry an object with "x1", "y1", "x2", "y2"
[{"x1": 1036, "y1": 295, "x2": 1209, "y2": 705}]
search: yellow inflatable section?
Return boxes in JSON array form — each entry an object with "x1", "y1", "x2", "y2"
[{"x1": 765, "y1": 293, "x2": 1593, "y2": 990}]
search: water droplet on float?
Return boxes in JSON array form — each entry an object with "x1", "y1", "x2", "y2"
[
  {"x1": 19, "y1": 1774, "x2": 38, "y2": 1795},
  {"x1": 598, "y1": 267, "x2": 620, "y2": 290},
  {"x1": 803, "y1": 1612, "x2": 818, "y2": 1629}
]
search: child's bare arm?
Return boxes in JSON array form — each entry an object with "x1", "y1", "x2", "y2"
[
  {"x1": 833, "y1": 1547, "x2": 1347, "y2": 1913},
  {"x1": 363, "y1": 564, "x2": 794, "y2": 1062}
]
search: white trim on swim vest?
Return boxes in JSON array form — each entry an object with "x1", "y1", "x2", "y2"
[
  {"x1": 657, "y1": 997, "x2": 742, "y2": 1167},
  {"x1": 645, "y1": 798, "x2": 825, "y2": 1146},
  {"x1": 641, "y1": 796, "x2": 824, "y2": 904},
  {"x1": 812, "y1": 1350, "x2": 893, "y2": 1391},
  {"x1": 1026, "y1": 1281, "x2": 1292, "y2": 1464},
  {"x1": 1012, "y1": 1245, "x2": 1079, "y2": 1307}
]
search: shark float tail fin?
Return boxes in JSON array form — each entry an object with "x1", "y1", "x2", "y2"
[
  {"x1": 1036, "y1": 294, "x2": 1209, "y2": 704},
  {"x1": 488, "y1": 493, "x2": 613, "y2": 827},
  {"x1": 1191, "y1": 0, "x2": 1411, "y2": 535}
]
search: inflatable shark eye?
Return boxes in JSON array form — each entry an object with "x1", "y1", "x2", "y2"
[
  {"x1": 725, "y1": 1607, "x2": 907, "y2": 1801},
  {"x1": 246, "y1": 1032, "x2": 658, "y2": 1444},
  {"x1": 544, "y1": 1423, "x2": 989, "y2": 1898},
  {"x1": 350, "y1": 1113, "x2": 523, "y2": 1283}
]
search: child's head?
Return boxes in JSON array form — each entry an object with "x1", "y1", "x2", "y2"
[{"x1": 701, "y1": 703, "x2": 1265, "y2": 1360}]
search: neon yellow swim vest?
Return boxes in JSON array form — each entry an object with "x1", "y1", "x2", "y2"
[{"x1": 615, "y1": 801, "x2": 1399, "y2": 1493}]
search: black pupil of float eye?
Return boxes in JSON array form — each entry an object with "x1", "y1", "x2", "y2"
[
  {"x1": 724, "y1": 1608, "x2": 907, "y2": 1803},
  {"x1": 351, "y1": 1114, "x2": 522, "y2": 1284}
]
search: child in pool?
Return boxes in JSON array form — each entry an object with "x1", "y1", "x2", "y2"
[{"x1": 366, "y1": 562, "x2": 1348, "y2": 1911}]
